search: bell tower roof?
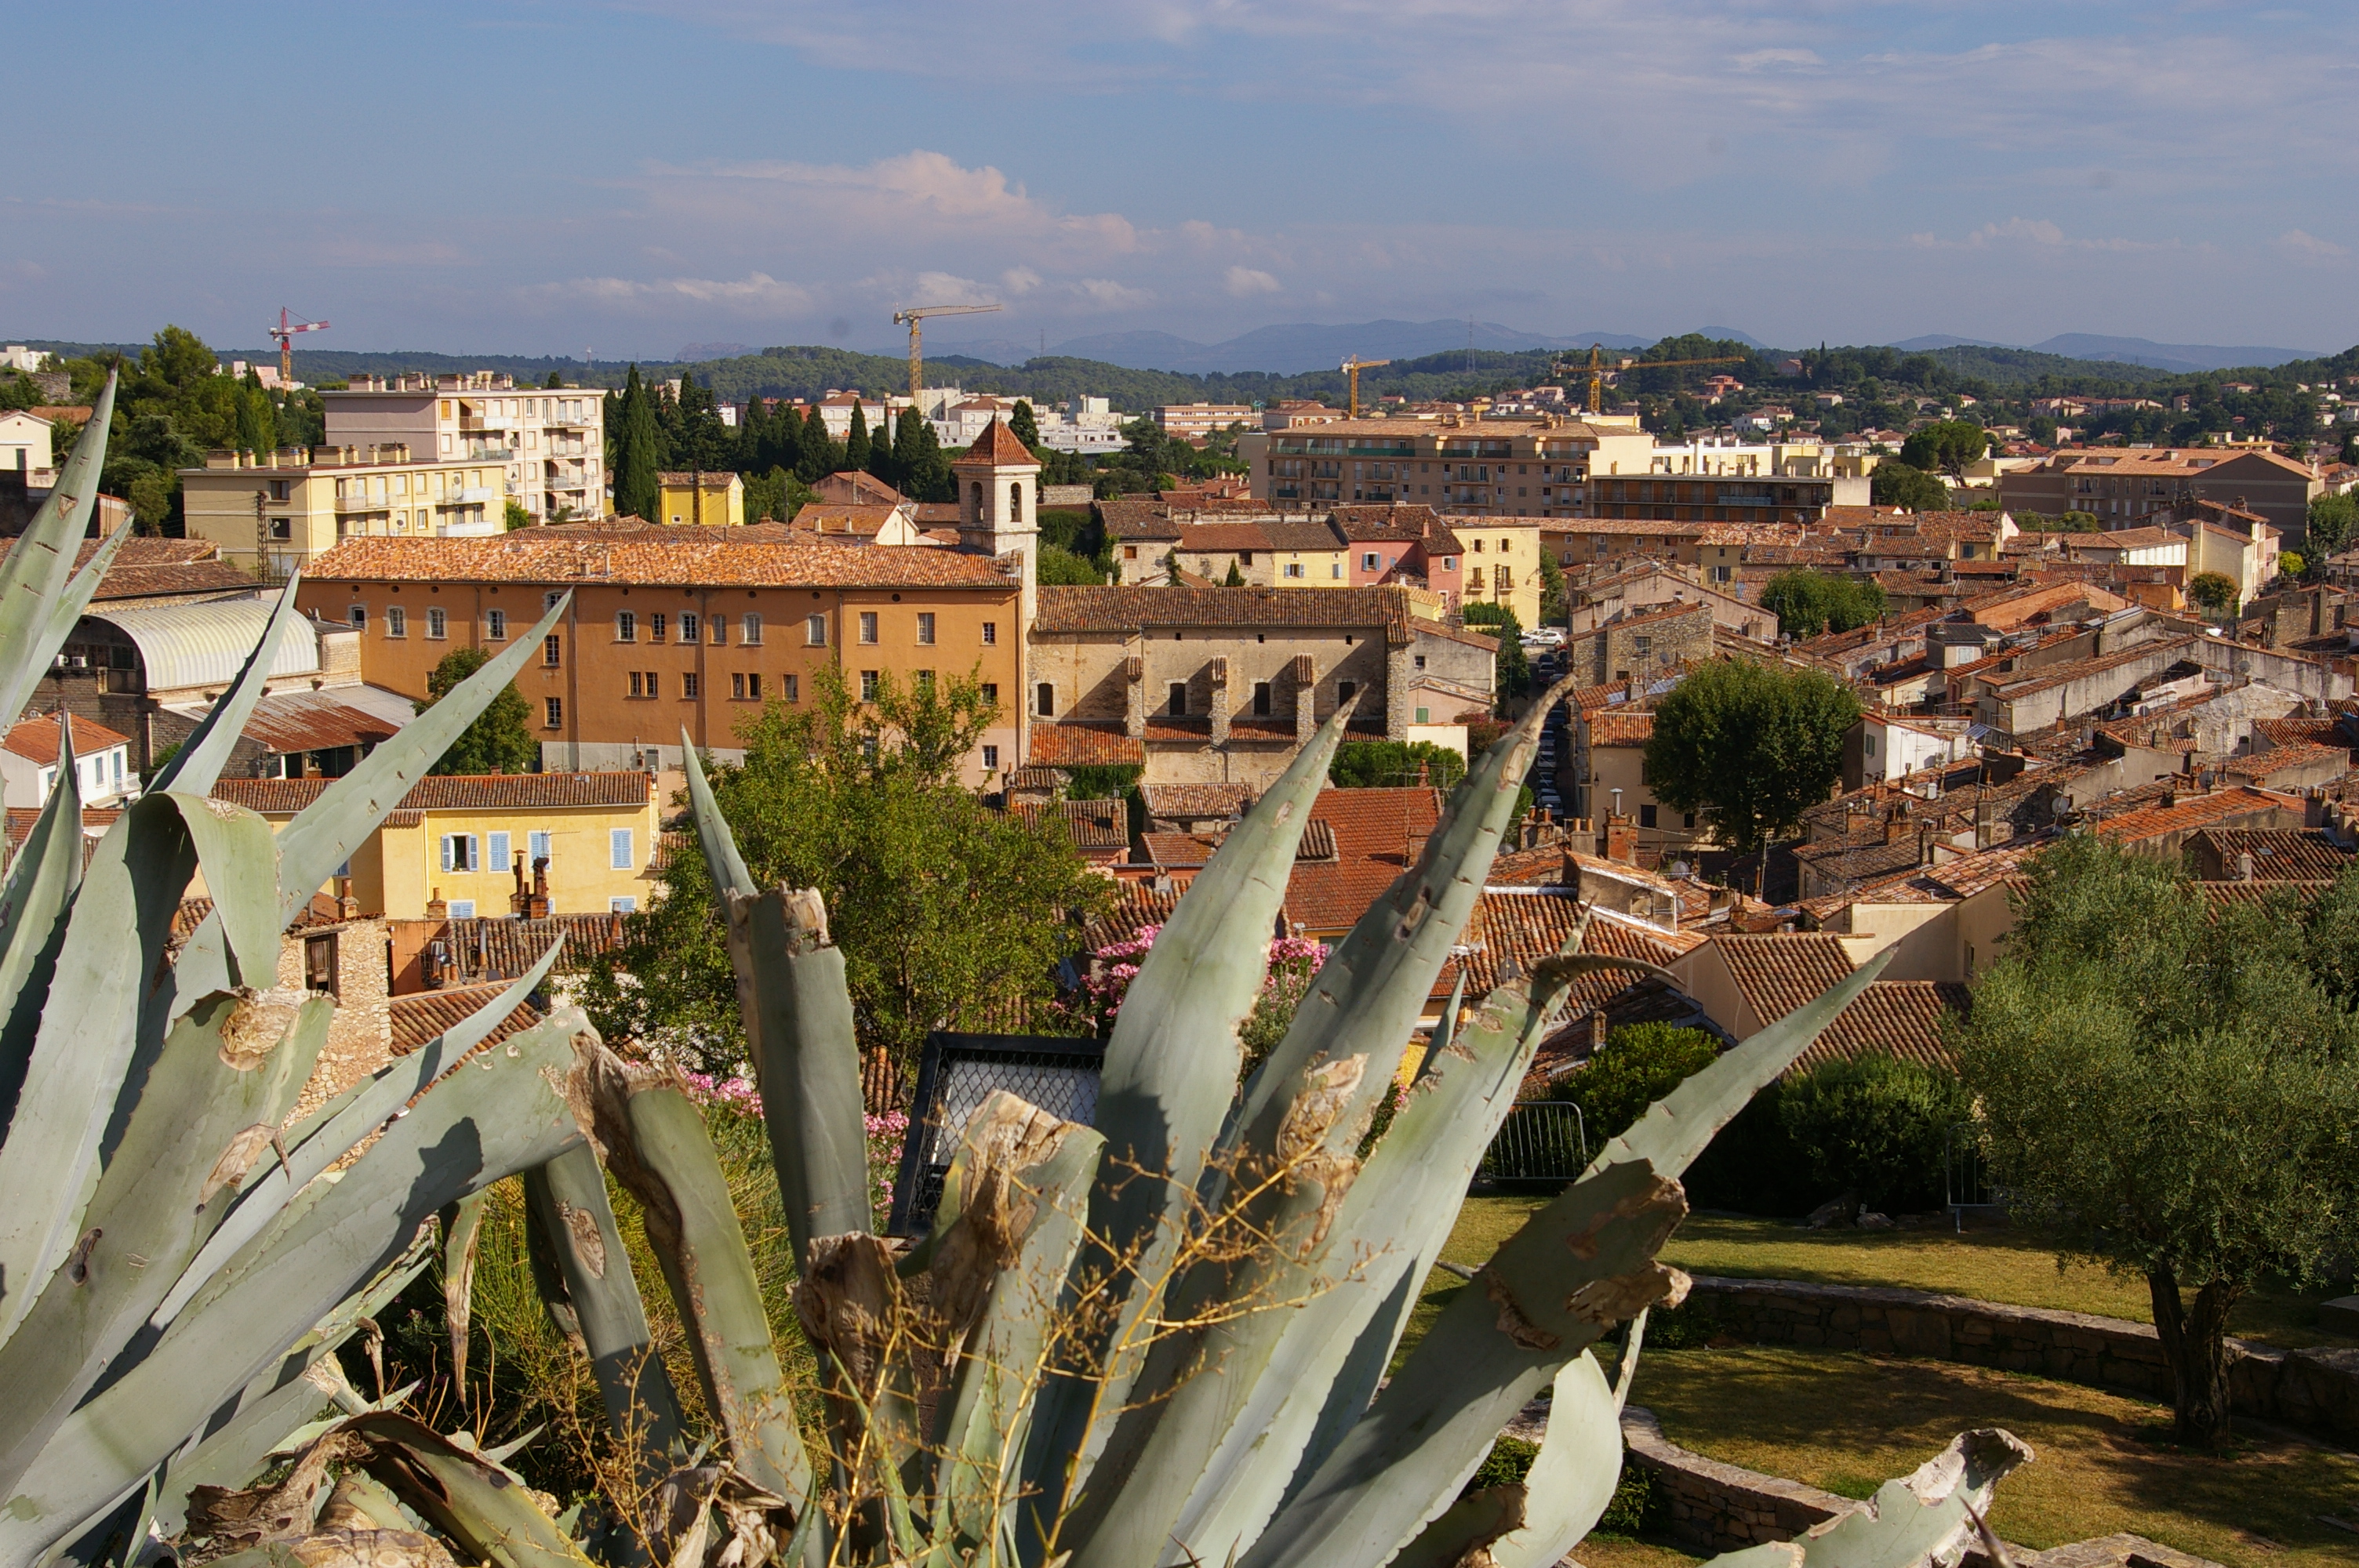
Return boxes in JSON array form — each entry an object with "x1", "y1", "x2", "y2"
[{"x1": 952, "y1": 417, "x2": 1041, "y2": 471}]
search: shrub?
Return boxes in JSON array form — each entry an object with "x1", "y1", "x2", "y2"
[
  {"x1": 1777, "y1": 1052, "x2": 1969, "y2": 1213},
  {"x1": 1331, "y1": 739, "x2": 1468, "y2": 791},
  {"x1": 1463, "y1": 1435, "x2": 1538, "y2": 1494},
  {"x1": 1558, "y1": 1022, "x2": 1721, "y2": 1147},
  {"x1": 1685, "y1": 1080, "x2": 1817, "y2": 1215},
  {"x1": 1594, "y1": 1461, "x2": 1667, "y2": 1537}
]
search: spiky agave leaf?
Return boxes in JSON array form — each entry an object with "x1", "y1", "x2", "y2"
[
  {"x1": 0, "y1": 373, "x2": 117, "y2": 725},
  {"x1": 1700, "y1": 1429, "x2": 2032, "y2": 1568},
  {"x1": 1486, "y1": 1351, "x2": 1621, "y2": 1568},
  {"x1": 0, "y1": 710, "x2": 82, "y2": 1116}
]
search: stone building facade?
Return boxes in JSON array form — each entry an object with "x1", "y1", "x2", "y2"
[{"x1": 1565, "y1": 599, "x2": 1716, "y2": 686}]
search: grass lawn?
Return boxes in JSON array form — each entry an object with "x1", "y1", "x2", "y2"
[
  {"x1": 1631, "y1": 1345, "x2": 2359, "y2": 1568},
  {"x1": 1410, "y1": 1197, "x2": 2349, "y2": 1351}
]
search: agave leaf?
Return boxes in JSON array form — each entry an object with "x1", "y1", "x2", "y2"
[
  {"x1": 927, "y1": 1094, "x2": 1103, "y2": 1558},
  {"x1": 0, "y1": 788, "x2": 278, "y2": 1348},
  {"x1": 1167, "y1": 947, "x2": 1600, "y2": 1566},
  {"x1": 522, "y1": 1143, "x2": 688, "y2": 1484},
  {"x1": 156, "y1": 936, "x2": 569, "y2": 1330},
  {"x1": 1053, "y1": 681, "x2": 1572, "y2": 1568},
  {"x1": 1701, "y1": 1429, "x2": 2033, "y2": 1568},
  {"x1": 1021, "y1": 708, "x2": 1354, "y2": 1536},
  {"x1": 0, "y1": 991, "x2": 329, "y2": 1498},
  {"x1": 1387, "y1": 1484, "x2": 1525, "y2": 1568},
  {"x1": 347, "y1": 1412, "x2": 595, "y2": 1568},
  {"x1": 147, "y1": 575, "x2": 309, "y2": 797},
  {"x1": 1488, "y1": 1352, "x2": 1620, "y2": 1568},
  {"x1": 31, "y1": 521, "x2": 126, "y2": 688},
  {"x1": 575, "y1": 1041, "x2": 811, "y2": 1503},
  {"x1": 440, "y1": 1188, "x2": 492, "y2": 1387},
  {"x1": 0, "y1": 715, "x2": 83, "y2": 1119},
  {"x1": 271, "y1": 590, "x2": 569, "y2": 920},
  {"x1": 0, "y1": 374, "x2": 115, "y2": 725},
  {"x1": 0, "y1": 1012, "x2": 594, "y2": 1568}
]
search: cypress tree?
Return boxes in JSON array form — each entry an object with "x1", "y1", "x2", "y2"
[
  {"x1": 845, "y1": 404, "x2": 871, "y2": 474},
  {"x1": 739, "y1": 393, "x2": 769, "y2": 471},
  {"x1": 613, "y1": 365, "x2": 662, "y2": 521},
  {"x1": 868, "y1": 408, "x2": 898, "y2": 488},
  {"x1": 903, "y1": 413, "x2": 953, "y2": 503},
  {"x1": 1009, "y1": 399, "x2": 1041, "y2": 449}
]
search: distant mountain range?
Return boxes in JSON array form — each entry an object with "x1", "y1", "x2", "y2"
[
  {"x1": 1886, "y1": 332, "x2": 2321, "y2": 374},
  {"x1": 931, "y1": 319, "x2": 1656, "y2": 376}
]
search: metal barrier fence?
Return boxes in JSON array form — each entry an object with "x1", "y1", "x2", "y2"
[
  {"x1": 1944, "y1": 1120, "x2": 2001, "y2": 1232},
  {"x1": 1478, "y1": 1102, "x2": 1588, "y2": 1186}
]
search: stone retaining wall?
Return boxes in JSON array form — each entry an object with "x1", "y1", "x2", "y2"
[{"x1": 1680, "y1": 1275, "x2": 2359, "y2": 1443}]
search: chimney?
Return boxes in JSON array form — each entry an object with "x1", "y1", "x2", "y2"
[
  {"x1": 426, "y1": 886, "x2": 448, "y2": 921},
  {"x1": 2161, "y1": 782, "x2": 2177, "y2": 811},
  {"x1": 335, "y1": 875, "x2": 359, "y2": 921},
  {"x1": 529, "y1": 855, "x2": 552, "y2": 919},
  {"x1": 1605, "y1": 812, "x2": 1637, "y2": 865},
  {"x1": 2237, "y1": 849, "x2": 2255, "y2": 882},
  {"x1": 1588, "y1": 1010, "x2": 1608, "y2": 1055}
]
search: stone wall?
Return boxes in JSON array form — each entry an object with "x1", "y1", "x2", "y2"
[{"x1": 1681, "y1": 1274, "x2": 2359, "y2": 1443}]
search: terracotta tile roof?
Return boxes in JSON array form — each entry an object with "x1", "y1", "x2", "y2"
[
  {"x1": 1097, "y1": 500, "x2": 1183, "y2": 541},
  {"x1": 1083, "y1": 884, "x2": 1180, "y2": 949},
  {"x1": 434, "y1": 912, "x2": 628, "y2": 975},
  {"x1": 1793, "y1": 980, "x2": 1970, "y2": 1076},
  {"x1": 4, "y1": 713, "x2": 129, "y2": 764},
  {"x1": 1018, "y1": 797, "x2": 1130, "y2": 851},
  {"x1": 1140, "y1": 782, "x2": 1255, "y2": 820},
  {"x1": 2251, "y1": 717, "x2": 2347, "y2": 750},
  {"x1": 952, "y1": 418, "x2": 1040, "y2": 469},
  {"x1": 213, "y1": 771, "x2": 652, "y2": 815},
  {"x1": 308, "y1": 535, "x2": 1017, "y2": 591},
  {"x1": 1447, "y1": 898, "x2": 1703, "y2": 1021},
  {"x1": 1027, "y1": 722, "x2": 1144, "y2": 768},
  {"x1": 2092, "y1": 784, "x2": 2303, "y2": 845},
  {"x1": 1980, "y1": 637, "x2": 2196, "y2": 700},
  {"x1": 1587, "y1": 711, "x2": 1654, "y2": 746},
  {"x1": 1710, "y1": 933, "x2": 1856, "y2": 1026},
  {"x1": 2228, "y1": 742, "x2": 2350, "y2": 782},
  {"x1": 2197, "y1": 880, "x2": 2335, "y2": 908},
  {"x1": 389, "y1": 983, "x2": 544, "y2": 1056},
  {"x1": 1174, "y1": 523, "x2": 1277, "y2": 553},
  {"x1": 1141, "y1": 830, "x2": 1218, "y2": 869},
  {"x1": 4, "y1": 804, "x2": 118, "y2": 855},
  {"x1": 175, "y1": 891, "x2": 359, "y2": 943},
  {"x1": 77, "y1": 536, "x2": 253, "y2": 601},
  {"x1": 1485, "y1": 843, "x2": 1572, "y2": 886},
  {"x1": 1281, "y1": 786, "x2": 1446, "y2": 934},
  {"x1": 1034, "y1": 585, "x2": 1413, "y2": 635},
  {"x1": 2185, "y1": 828, "x2": 2355, "y2": 880},
  {"x1": 1262, "y1": 521, "x2": 1349, "y2": 553}
]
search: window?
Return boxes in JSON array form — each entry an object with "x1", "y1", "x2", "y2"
[
  {"x1": 916, "y1": 612, "x2": 936, "y2": 644},
  {"x1": 543, "y1": 697, "x2": 562, "y2": 728},
  {"x1": 543, "y1": 591, "x2": 564, "y2": 612},
  {"x1": 1284, "y1": 562, "x2": 1304, "y2": 579},
  {"x1": 649, "y1": 612, "x2": 666, "y2": 643},
  {"x1": 982, "y1": 744, "x2": 999, "y2": 770},
  {"x1": 859, "y1": 612, "x2": 878, "y2": 644},
  {"x1": 347, "y1": 604, "x2": 366, "y2": 630},
  {"x1": 529, "y1": 829, "x2": 552, "y2": 866},
  {"x1": 731, "y1": 672, "x2": 747, "y2": 700},
  {"x1": 1036, "y1": 682, "x2": 1055, "y2": 717},
  {"x1": 303, "y1": 934, "x2": 338, "y2": 999},
  {"x1": 711, "y1": 616, "x2": 726, "y2": 645},
  {"x1": 1413, "y1": 655, "x2": 1427, "y2": 671},
  {"x1": 741, "y1": 613, "x2": 762, "y2": 645},
  {"x1": 1468, "y1": 568, "x2": 1485, "y2": 590},
  {"x1": 1684, "y1": 812, "x2": 1697, "y2": 829},
  {"x1": 1361, "y1": 552, "x2": 1380, "y2": 571},
  {"x1": 421, "y1": 606, "x2": 445, "y2": 640},
  {"x1": 681, "y1": 612, "x2": 700, "y2": 642},
  {"x1": 616, "y1": 611, "x2": 636, "y2": 642},
  {"x1": 1252, "y1": 681, "x2": 1272, "y2": 716},
  {"x1": 448, "y1": 900, "x2": 476, "y2": 920},
  {"x1": 980, "y1": 681, "x2": 998, "y2": 707},
  {"x1": 801, "y1": 613, "x2": 823, "y2": 646},
  {"x1": 610, "y1": 829, "x2": 635, "y2": 870},
  {"x1": 1339, "y1": 679, "x2": 1357, "y2": 703},
  {"x1": 915, "y1": 670, "x2": 935, "y2": 692},
  {"x1": 747, "y1": 673, "x2": 761, "y2": 699},
  {"x1": 487, "y1": 831, "x2": 511, "y2": 873},
  {"x1": 682, "y1": 671, "x2": 700, "y2": 699},
  {"x1": 780, "y1": 673, "x2": 797, "y2": 702},
  {"x1": 440, "y1": 833, "x2": 479, "y2": 872},
  {"x1": 610, "y1": 896, "x2": 638, "y2": 914},
  {"x1": 981, "y1": 621, "x2": 997, "y2": 645},
  {"x1": 860, "y1": 670, "x2": 879, "y2": 701},
  {"x1": 1168, "y1": 682, "x2": 1187, "y2": 716},
  {"x1": 1639, "y1": 804, "x2": 1659, "y2": 829},
  {"x1": 1331, "y1": 562, "x2": 1343, "y2": 578},
  {"x1": 627, "y1": 671, "x2": 647, "y2": 697},
  {"x1": 1124, "y1": 546, "x2": 1138, "y2": 560},
  {"x1": 543, "y1": 634, "x2": 562, "y2": 666},
  {"x1": 386, "y1": 607, "x2": 407, "y2": 637},
  {"x1": 485, "y1": 608, "x2": 506, "y2": 639},
  {"x1": 1472, "y1": 539, "x2": 1485, "y2": 553},
  {"x1": 1414, "y1": 706, "x2": 1431, "y2": 724}
]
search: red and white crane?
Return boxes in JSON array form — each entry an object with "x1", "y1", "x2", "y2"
[{"x1": 267, "y1": 307, "x2": 329, "y2": 387}]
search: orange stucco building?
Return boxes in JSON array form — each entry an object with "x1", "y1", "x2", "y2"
[{"x1": 297, "y1": 532, "x2": 1026, "y2": 784}]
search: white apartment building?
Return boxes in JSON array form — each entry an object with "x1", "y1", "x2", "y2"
[
  {"x1": 1154, "y1": 402, "x2": 1255, "y2": 439},
  {"x1": 0, "y1": 410, "x2": 54, "y2": 476},
  {"x1": 324, "y1": 372, "x2": 605, "y2": 522},
  {"x1": 1, "y1": 346, "x2": 51, "y2": 373}
]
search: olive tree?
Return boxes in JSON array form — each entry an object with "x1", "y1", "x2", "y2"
[
  {"x1": 1954, "y1": 835, "x2": 2359, "y2": 1446},
  {"x1": 1643, "y1": 657, "x2": 1860, "y2": 858}
]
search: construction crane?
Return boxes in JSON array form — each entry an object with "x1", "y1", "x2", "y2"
[
  {"x1": 1550, "y1": 344, "x2": 1748, "y2": 416},
  {"x1": 891, "y1": 302, "x2": 1001, "y2": 406},
  {"x1": 1341, "y1": 356, "x2": 1392, "y2": 419},
  {"x1": 267, "y1": 307, "x2": 329, "y2": 387}
]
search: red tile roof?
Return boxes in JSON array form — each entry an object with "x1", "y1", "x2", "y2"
[
  {"x1": 214, "y1": 771, "x2": 653, "y2": 815},
  {"x1": 4, "y1": 713, "x2": 129, "y2": 764},
  {"x1": 309, "y1": 535, "x2": 1018, "y2": 591},
  {"x1": 952, "y1": 418, "x2": 1041, "y2": 469},
  {"x1": 1794, "y1": 980, "x2": 1970, "y2": 1076},
  {"x1": 1027, "y1": 722, "x2": 1144, "y2": 768},
  {"x1": 1140, "y1": 782, "x2": 1255, "y2": 820},
  {"x1": 1034, "y1": 585, "x2": 1415, "y2": 635},
  {"x1": 2092, "y1": 784, "x2": 2303, "y2": 845},
  {"x1": 1587, "y1": 712, "x2": 1654, "y2": 747},
  {"x1": 389, "y1": 983, "x2": 543, "y2": 1056},
  {"x1": 2185, "y1": 827, "x2": 2355, "y2": 880},
  {"x1": 1710, "y1": 933, "x2": 1856, "y2": 1026}
]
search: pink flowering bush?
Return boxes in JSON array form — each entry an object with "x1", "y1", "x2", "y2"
[
  {"x1": 680, "y1": 1071, "x2": 908, "y2": 1228},
  {"x1": 1074, "y1": 924, "x2": 1331, "y2": 1079}
]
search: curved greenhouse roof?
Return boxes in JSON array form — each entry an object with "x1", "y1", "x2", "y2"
[{"x1": 89, "y1": 597, "x2": 321, "y2": 692}]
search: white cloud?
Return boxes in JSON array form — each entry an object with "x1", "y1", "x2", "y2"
[
  {"x1": 1074, "y1": 278, "x2": 1154, "y2": 310},
  {"x1": 522, "y1": 271, "x2": 814, "y2": 314},
  {"x1": 2279, "y1": 229, "x2": 2349, "y2": 261},
  {"x1": 1001, "y1": 267, "x2": 1044, "y2": 295},
  {"x1": 1225, "y1": 266, "x2": 1281, "y2": 296}
]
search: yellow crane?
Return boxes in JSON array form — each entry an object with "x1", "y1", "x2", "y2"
[
  {"x1": 891, "y1": 302, "x2": 1002, "y2": 405},
  {"x1": 1341, "y1": 355, "x2": 1392, "y2": 419},
  {"x1": 1551, "y1": 344, "x2": 1750, "y2": 415}
]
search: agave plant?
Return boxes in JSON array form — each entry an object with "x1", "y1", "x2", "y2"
[{"x1": 0, "y1": 397, "x2": 2028, "y2": 1568}]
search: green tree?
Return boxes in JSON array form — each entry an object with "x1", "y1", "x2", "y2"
[
  {"x1": 611, "y1": 366, "x2": 661, "y2": 521},
  {"x1": 1536, "y1": 549, "x2": 1568, "y2": 626},
  {"x1": 1644, "y1": 658, "x2": 1859, "y2": 858},
  {"x1": 414, "y1": 648, "x2": 537, "y2": 775},
  {"x1": 544, "y1": 371, "x2": 565, "y2": 389},
  {"x1": 843, "y1": 403, "x2": 871, "y2": 474},
  {"x1": 2304, "y1": 492, "x2": 2358, "y2": 555},
  {"x1": 1760, "y1": 570, "x2": 1886, "y2": 638},
  {"x1": 1954, "y1": 837, "x2": 2359, "y2": 1446},
  {"x1": 795, "y1": 404, "x2": 840, "y2": 482},
  {"x1": 1869, "y1": 460, "x2": 1950, "y2": 512},
  {"x1": 1038, "y1": 545, "x2": 1104, "y2": 585},
  {"x1": 1009, "y1": 398, "x2": 1041, "y2": 449},
  {"x1": 1462, "y1": 602, "x2": 1530, "y2": 703},
  {"x1": 1222, "y1": 559, "x2": 1246, "y2": 586},
  {"x1": 2280, "y1": 550, "x2": 2307, "y2": 580},
  {"x1": 1898, "y1": 419, "x2": 1990, "y2": 477},
  {"x1": 578, "y1": 664, "x2": 1111, "y2": 1073},
  {"x1": 893, "y1": 405, "x2": 954, "y2": 502},
  {"x1": 233, "y1": 371, "x2": 277, "y2": 455},
  {"x1": 1778, "y1": 1054, "x2": 1967, "y2": 1214},
  {"x1": 2188, "y1": 570, "x2": 2239, "y2": 615},
  {"x1": 1558, "y1": 1022, "x2": 1721, "y2": 1146},
  {"x1": 503, "y1": 499, "x2": 532, "y2": 531},
  {"x1": 1329, "y1": 740, "x2": 1468, "y2": 790}
]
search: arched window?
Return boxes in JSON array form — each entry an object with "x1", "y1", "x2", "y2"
[
  {"x1": 1010, "y1": 481, "x2": 1023, "y2": 521},
  {"x1": 971, "y1": 481, "x2": 984, "y2": 516}
]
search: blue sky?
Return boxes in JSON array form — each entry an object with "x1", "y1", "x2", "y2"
[{"x1": 7, "y1": 2, "x2": 2355, "y2": 359}]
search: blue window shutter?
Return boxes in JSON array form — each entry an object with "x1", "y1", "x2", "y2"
[
  {"x1": 529, "y1": 829, "x2": 552, "y2": 864},
  {"x1": 488, "y1": 831, "x2": 511, "y2": 871},
  {"x1": 610, "y1": 828, "x2": 632, "y2": 869},
  {"x1": 440, "y1": 835, "x2": 453, "y2": 872}
]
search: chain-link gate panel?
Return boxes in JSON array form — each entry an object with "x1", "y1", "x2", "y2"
[{"x1": 887, "y1": 1032, "x2": 1106, "y2": 1235}]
